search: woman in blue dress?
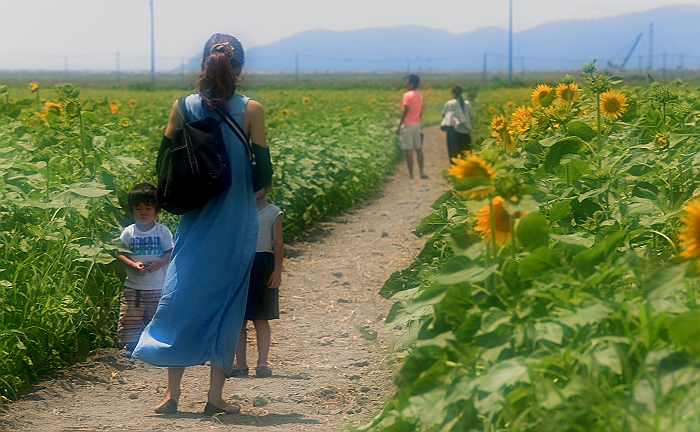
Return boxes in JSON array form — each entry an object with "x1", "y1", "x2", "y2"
[{"x1": 132, "y1": 33, "x2": 265, "y2": 416}]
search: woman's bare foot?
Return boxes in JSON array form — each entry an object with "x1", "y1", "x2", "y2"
[
  {"x1": 204, "y1": 398, "x2": 240, "y2": 414},
  {"x1": 155, "y1": 389, "x2": 180, "y2": 413}
]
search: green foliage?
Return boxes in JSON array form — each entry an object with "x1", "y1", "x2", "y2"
[{"x1": 357, "y1": 70, "x2": 700, "y2": 430}]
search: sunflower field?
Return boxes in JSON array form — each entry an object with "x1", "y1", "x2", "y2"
[
  {"x1": 357, "y1": 62, "x2": 700, "y2": 431},
  {"x1": 0, "y1": 81, "x2": 403, "y2": 398}
]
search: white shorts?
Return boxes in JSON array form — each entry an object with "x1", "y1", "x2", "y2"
[{"x1": 400, "y1": 123, "x2": 422, "y2": 150}]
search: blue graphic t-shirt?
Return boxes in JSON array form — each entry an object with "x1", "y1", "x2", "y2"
[{"x1": 119, "y1": 223, "x2": 174, "y2": 290}]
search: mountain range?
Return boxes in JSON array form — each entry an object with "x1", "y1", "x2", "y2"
[{"x1": 185, "y1": 5, "x2": 700, "y2": 73}]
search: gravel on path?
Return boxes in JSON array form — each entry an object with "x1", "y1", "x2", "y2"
[{"x1": 0, "y1": 125, "x2": 450, "y2": 432}]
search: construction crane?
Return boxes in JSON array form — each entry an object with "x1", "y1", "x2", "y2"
[{"x1": 607, "y1": 33, "x2": 644, "y2": 71}]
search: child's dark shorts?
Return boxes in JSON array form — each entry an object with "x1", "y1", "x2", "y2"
[{"x1": 244, "y1": 252, "x2": 279, "y2": 320}]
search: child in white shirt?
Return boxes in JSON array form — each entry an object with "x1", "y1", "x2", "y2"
[{"x1": 115, "y1": 183, "x2": 174, "y2": 357}]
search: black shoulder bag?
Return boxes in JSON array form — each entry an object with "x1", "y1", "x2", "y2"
[
  {"x1": 156, "y1": 97, "x2": 231, "y2": 215},
  {"x1": 216, "y1": 107, "x2": 273, "y2": 193}
]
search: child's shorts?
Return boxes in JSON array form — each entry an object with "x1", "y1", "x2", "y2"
[{"x1": 244, "y1": 252, "x2": 279, "y2": 320}]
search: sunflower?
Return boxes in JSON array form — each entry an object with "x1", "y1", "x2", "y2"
[
  {"x1": 531, "y1": 84, "x2": 553, "y2": 107},
  {"x1": 448, "y1": 152, "x2": 495, "y2": 199},
  {"x1": 28, "y1": 82, "x2": 39, "y2": 92},
  {"x1": 370, "y1": 99, "x2": 377, "y2": 105},
  {"x1": 509, "y1": 106, "x2": 534, "y2": 134},
  {"x1": 680, "y1": 199, "x2": 700, "y2": 270},
  {"x1": 62, "y1": 98, "x2": 81, "y2": 118},
  {"x1": 302, "y1": 97, "x2": 311, "y2": 104},
  {"x1": 599, "y1": 89, "x2": 628, "y2": 120},
  {"x1": 44, "y1": 101, "x2": 61, "y2": 117},
  {"x1": 555, "y1": 83, "x2": 580, "y2": 104},
  {"x1": 655, "y1": 132, "x2": 667, "y2": 148},
  {"x1": 346, "y1": 106, "x2": 351, "y2": 112},
  {"x1": 109, "y1": 105, "x2": 119, "y2": 115},
  {"x1": 487, "y1": 106, "x2": 495, "y2": 114},
  {"x1": 474, "y1": 196, "x2": 525, "y2": 245},
  {"x1": 491, "y1": 115, "x2": 505, "y2": 132},
  {"x1": 280, "y1": 109, "x2": 289, "y2": 116},
  {"x1": 110, "y1": 100, "x2": 122, "y2": 108},
  {"x1": 120, "y1": 118, "x2": 131, "y2": 128},
  {"x1": 128, "y1": 99, "x2": 138, "y2": 109},
  {"x1": 506, "y1": 101, "x2": 514, "y2": 108}
]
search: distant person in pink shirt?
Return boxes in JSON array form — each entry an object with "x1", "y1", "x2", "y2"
[{"x1": 396, "y1": 74, "x2": 427, "y2": 179}]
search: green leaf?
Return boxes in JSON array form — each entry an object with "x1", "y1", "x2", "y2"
[
  {"x1": 478, "y1": 308, "x2": 511, "y2": 334},
  {"x1": 413, "y1": 206, "x2": 449, "y2": 237},
  {"x1": 545, "y1": 137, "x2": 582, "y2": 173},
  {"x1": 669, "y1": 312, "x2": 700, "y2": 355},
  {"x1": 81, "y1": 111, "x2": 101, "y2": 124},
  {"x1": 450, "y1": 175, "x2": 493, "y2": 195},
  {"x1": 502, "y1": 195, "x2": 540, "y2": 215},
  {"x1": 567, "y1": 121, "x2": 596, "y2": 141},
  {"x1": 435, "y1": 258, "x2": 498, "y2": 285},
  {"x1": 416, "y1": 331, "x2": 456, "y2": 349},
  {"x1": 519, "y1": 247, "x2": 560, "y2": 280},
  {"x1": 69, "y1": 184, "x2": 112, "y2": 198},
  {"x1": 593, "y1": 344, "x2": 622, "y2": 375},
  {"x1": 643, "y1": 262, "x2": 689, "y2": 300},
  {"x1": 534, "y1": 322, "x2": 564, "y2": 345},
  {"x1": 573, "y1": 230, "x2": 626, "y2": 276},
  {"x1": 551, "y1": 233, "x2": 595, "y2": 248},
  {"x1": 476, "y1": 357, "x2": 529, "y2": 393},
  {"x1": 632, "y1": 182, "x2": 659, "y2": 200},
  {"x1": 559, "y1": 304, "x2": 614, "y2": 328},
  {"x1": 406, "y1": 387, "x2": 450, "y2": 427},
  {"x1": 539, "y1": 89, "x2": 557, "y2": 108},
  {"x1": 516, "y1": 212, "x2": 549, "y2": 251},
  {"x1": 550, "y1": 199, "x2": 573, "y2": 223}
]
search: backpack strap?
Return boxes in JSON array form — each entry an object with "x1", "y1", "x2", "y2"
[
  {"x1": 217, "y1": 107, "x2": 253, "y2": 161},
  {"x1": 177, "y1": 96, "x2": 190, "y2": 123}
]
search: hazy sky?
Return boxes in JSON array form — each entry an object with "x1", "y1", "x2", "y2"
[{"x1": 2, "y1": 0, "x2": 699, "y2": 71}]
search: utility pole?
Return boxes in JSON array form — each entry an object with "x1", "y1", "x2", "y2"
[
  {"x1": 181, "y1": 57, "x2": 185, "y2": 81},
  {"x1": 638, "y1": 55, "x2": 642, "y2": 73},
  {"x1": 648, "y1": 22, "x2": 653, "y2": 71},
  {"x1": 150, "y1": 0, "x2": 155, "y2": 90},
  {"x1": 680, "y1": 54, "x2": 685, "y2": 78},
  {"x1": 662, "y1": 52, "x2": 667, "y2": 81},
  {"x1": 482, "y1": 53, "x2": 487, "y2": 81},
  {"x1": 116, "y1": 52, "x2": 121, "y2": 85},
  {"x1": 508, "y1": 0, "x2": 513, "y2": 87},
  {"x1": 295, "y1": 52, "x2": 299, "y2": 82}
]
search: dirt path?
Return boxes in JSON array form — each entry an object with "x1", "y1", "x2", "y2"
[{"x1": 0, "y1": 125, "x2": 449, "y2": 432}]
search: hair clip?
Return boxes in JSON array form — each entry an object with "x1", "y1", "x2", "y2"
[{"x1": 210, "y1": 42, "x2": 235, "y2": 60}]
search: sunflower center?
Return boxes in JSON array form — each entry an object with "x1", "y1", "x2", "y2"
[
  {"x1": 494, "y1": 206, "x2": 511, "y2": 231},
  {"x1": 604, "y1": 99, "x2": 620, "y2": 113},
  {"x1": 469, "y1": 165, "x2": 488, "y2": 178}
]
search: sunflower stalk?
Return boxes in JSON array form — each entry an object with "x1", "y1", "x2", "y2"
[
  {"x1": 489, "y1": 199, "x2": 498, "y2": 288},
  {"x1": 509, "y1": 214, "x2": 516, "y2": 263},
  {"x1": 78, "y1": 109, "x2": 86, "y2": 172}
]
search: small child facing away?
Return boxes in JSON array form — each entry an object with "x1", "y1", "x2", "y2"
[
  {"x1": 233, "y1": 183, "x2": 283, "y2": 378},
  {"x1": 115, "y1": 183, "x2": 174, "y2": 357}
]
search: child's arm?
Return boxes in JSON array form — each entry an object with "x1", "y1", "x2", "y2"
[
  {"x1": 147, "y1": 249, "x2": 173, "y2": 273},
  {"x1": 115, "y1": 251, "x2": 147, "y2": 274},
  {"x1": 267, "y1": 214, "x2": 284, "y2": 288}
]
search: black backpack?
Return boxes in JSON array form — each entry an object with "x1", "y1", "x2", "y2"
[{"x1": 155, "y1": 97, "x2": 231, "y2": 215}]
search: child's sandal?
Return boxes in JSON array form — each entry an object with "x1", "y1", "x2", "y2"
[
  {"x1": 255, "y1": 364, "x2": 272, "y2": 378},
  {"x1": 231, "y1": 364, "x2": 249, "y2": 377}
]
